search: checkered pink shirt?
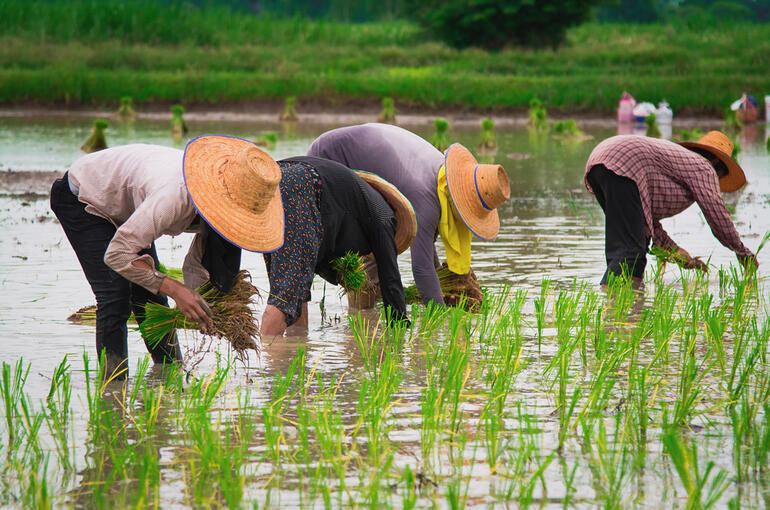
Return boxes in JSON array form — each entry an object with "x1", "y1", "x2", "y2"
[{"x1": 585, "y1": 135, "x2": 752, "y2": 258}]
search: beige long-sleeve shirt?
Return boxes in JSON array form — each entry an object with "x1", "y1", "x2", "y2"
[{"x1": 67, "y1": 144, "x2": 208, "y2": 294}]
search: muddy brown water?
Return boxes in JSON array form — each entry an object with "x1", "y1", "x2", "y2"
[{"x1": 1, "y1": 112, "x2": 769, "y2": 507}]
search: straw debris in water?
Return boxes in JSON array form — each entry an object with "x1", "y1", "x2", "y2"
[{"x1": 139, "y1": 270, "x2": 260, "y2": 355}]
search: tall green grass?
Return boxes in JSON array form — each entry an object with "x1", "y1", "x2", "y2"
[{"x1": 0, "y1": 1, "x2": 768, "y2": 109}]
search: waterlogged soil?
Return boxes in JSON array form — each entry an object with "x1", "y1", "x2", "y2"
[{"x1": 1, "y1": 112, "x2": 770, "y2": 508}]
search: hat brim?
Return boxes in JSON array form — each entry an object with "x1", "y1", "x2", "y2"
[
  {"x1": 679, "y1": 141, "x2": 746, "y2": 192},
  {"x1": 184, "y1": 135, "x2": 284, "y2": 253},
  {"x1": 355, "y1": 170, "x2": 417, "y2": 254},
  {"x1": 444, "y1": 143, "x2": 500, "y2": 240}
]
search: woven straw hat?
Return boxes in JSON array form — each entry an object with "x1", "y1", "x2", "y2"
[
  {"x1": 355, "y1": 170, "x2": 417, "y2": 254},
  {"x1": 679, "y1": 131, "x2": 746, "y2": 192},
  {"x1": 444, "y1": 143, "x2": 511, "y2": 240},
  {"x1": 184, "y1": 135, "x2": 283, "y2": 252}
]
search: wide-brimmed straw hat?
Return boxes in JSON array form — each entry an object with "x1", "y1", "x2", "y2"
[
  {"x1": 355, "y1": 170, "x2": 417, "y2": 254},
  {"x1": 679, "y1": 131, "x2": 746, "y2": 192},
  {"x1": 444, "y1": 143, "x2": 511, "y2": 240},
  {"x1": 184, "y1": 134, "x2": 283, "y2": 252}
]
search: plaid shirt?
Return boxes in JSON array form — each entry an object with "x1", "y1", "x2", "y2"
[{"x1": 585, "y1": 135, "x2": 752, "y2": 258}]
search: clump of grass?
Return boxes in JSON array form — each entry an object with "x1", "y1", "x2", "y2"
[
  {"x1": 645, "y1": 113, "x2": 661, "y2": 138},
  {"x1": 80, "y1": 118, "x2": 108, "y2": 153},
  {"x1": 332, "y1": 252, "x2": 374, "y2": 293},
  {"x1": 280, "y1": 96, "x2": 298, "y2": 121},
  {"x1": 115, "y1": 96, "x2": 136, "y2": 120},
  {"x1": 139, "y1": 270, "x2": 260, "y2": 355},
  {"x1": 170, "y1": 104, "x2": 188, "y2": 137},
  {"x1": 254, "y1": 131, "x2": 277, "y2": 149},
  {"x1": 478, "y1": 118, "x2": 496, "y2": 150},
  {"x1": 552, "y1": 118, "x2": 590, "y2": 140},
  {"x1": 432, "y1": 118, "x2": 449, "y2": 151},
  {"x1": 678, "y1": 127, "x2": 704, "y2": 141},
  {"x1": 378, "y1": 96, "x2": 396, "y2": 124},
  {"x1": 527, "y1": 98, "x2": 549, "y2": 132}
]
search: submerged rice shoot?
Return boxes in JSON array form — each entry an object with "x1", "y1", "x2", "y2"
[{"x1": 139, "y1": 270, "x2": 260, "y2": 355}]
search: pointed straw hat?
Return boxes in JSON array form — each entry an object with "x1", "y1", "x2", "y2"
[
  {"x1": 444, "y1": 143, "x2": 511, "y2": 241},
  {"x1": 355, "y1": 170, "x2": 418, "y2": 254},
  {"x1": 679, "y1": 131, "x2": 746, "y2": 192},
  {"x1": 184, "y1": 135, "x2": 283, "y2": 252}
]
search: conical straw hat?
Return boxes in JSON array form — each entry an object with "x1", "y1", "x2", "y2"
[
  {"x1": 679, "y1": 131, "x2": 746, "y2": 192},
  {"x1": 355, "y1": 170, "x2": 418, "y2": 254},
  {"x1": 444, "y1": 143, "x2": 511, "y2": 240},
  {"x1": 184, "y1": 135, "x2": 283, "y2": 252}
]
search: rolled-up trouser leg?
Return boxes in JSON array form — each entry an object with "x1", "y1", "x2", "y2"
[
  {"x1": 586, "y1": 165, "x2": 649, "y2": 285},
  {"x1": 50, "y1": 175, "x2": 131, "y2": 379},
  {"x1": 130, "y1": 244, "x2": 182, "y2": 363}
]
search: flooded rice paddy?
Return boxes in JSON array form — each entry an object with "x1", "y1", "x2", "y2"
[{"x1": 1, "y1": 112, "x2": 769, "y2": 509}]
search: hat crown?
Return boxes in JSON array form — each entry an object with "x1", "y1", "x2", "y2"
[
  {"x1": 222, "y1": 145, "x2": 280, "y2": 215},
  {"x1": 475, "y1": 164, "x2": 510, "y2": 210},
  {"x1": 697, "y1": 131, "x2": 734, "y2": 158}
]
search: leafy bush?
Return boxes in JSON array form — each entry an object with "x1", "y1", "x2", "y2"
[{"x1": 403, "y1": 0, "x2": 599, "y2": 49}]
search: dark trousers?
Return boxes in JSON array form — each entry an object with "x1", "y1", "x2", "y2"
[
  {"x1": 586, "y1": 165, "x2": 650, "y2": 284},
  {"x1": 50, "y1": 174, "x2": 181, "y2": 377}
]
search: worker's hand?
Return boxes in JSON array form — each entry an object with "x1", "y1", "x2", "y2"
[
  {"x1": 261, "y1": 305, "x2": 288, "y2": 337},
  {"x1": 738, "y1": 253, "x2": 759, "y2": 270},
  {"x1": 163, "y1": 279, "x2": 214, "y2": 334},
  {"x1": 676, "y1": 247, "x2": 708, "y2": 272}
]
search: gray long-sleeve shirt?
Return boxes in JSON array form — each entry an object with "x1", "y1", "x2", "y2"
[{"x1": 307, "y1": 123, "x2": 445, "y2": 305}]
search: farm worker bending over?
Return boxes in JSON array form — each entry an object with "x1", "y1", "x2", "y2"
[
  {"x1": 51, "y1": 135, "x2": 284, "y2": 380},
  {"x1": 308, "y1": 123, "x2": 511, "y2": 306},
  {"x1": 584, "y1": 131, "x2": 757, "y2": 285},
  {"x1": 260, "y1": 156, "x2": 415, "y2": 336}
]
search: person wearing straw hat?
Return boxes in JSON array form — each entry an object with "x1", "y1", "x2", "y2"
[
  {"x1": 584, "y1": 131, "x2": 757, "y2": 285},
  {"x1": 307, "y1": 123, "x2": 511, "y2": 307},
  {"x1": 260, "y1": 155, "x2": 415, "y2": 336},
  {"x1": 50, "y1": 135, "x2": 283, "y2": 380}
]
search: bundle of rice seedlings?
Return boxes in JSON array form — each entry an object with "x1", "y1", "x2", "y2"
[
  {"x1": 378, "y1": 97, "x2": 396, "y2": 124},
  {"x1": 404, "y1": 263, "x2": 484, "y2": 311},
  {"x1": 332, "y1": 252, "x2": 375, "y2": 294},
  {"x1": 553, "y1": 119, "x2": 592, "y2": 141},
  {"x1": 432, "y1": 118, "x2": 450, "y2": 151},
  {"x1": 140, "y1": 270, "x2": 260, "y2": 355},
  {"x1": 649, "y1": 246, "x2": 691, "y2": 267},
  {"x1": 478, "y1": 118, "x2": 496, "y2": 150},
  {"x1": 677, "y1": 127, "x2": 704, "y2": 142},
  {"x1": 280, "y1": 96, "x2": 298, "y2": 121},
  {"x1": 115, "y1": 96, "x2": 136, "y2": 120},
  {"x1": 68, "y1": 264, "x2": 184, "y2": 325},
  {"x1": 527, "y1": 98, "x2": 550, "y2": 132},
  {"x1": 645, "y1": 113, "x2": 662, "y2": 138},
  {"x1": 80, "y1": 119, "x2": 108, "y2": 153},
  {"x1": 723, "y1": 108, "x2": 742, "y2": 131},
  {"x1": 254, "y1": 132, "x2": 277, "y2": 149},
  {"x1": 170, "y1": 105, "x2": 188, "y2": 137}
]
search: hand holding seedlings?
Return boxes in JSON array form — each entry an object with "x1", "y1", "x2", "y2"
[
  {"x1": 676, "y1": 248, "x2": 708, "y2": 272},
  {"x1": 738, "y1": 253, "x2": 759, "y2": 270}
]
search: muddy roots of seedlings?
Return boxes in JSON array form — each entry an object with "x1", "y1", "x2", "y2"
[{"x1": 140, "y1": 270, "x2": 260, "y2": 356}]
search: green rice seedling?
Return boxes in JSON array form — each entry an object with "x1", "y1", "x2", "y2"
[
  {"x1": 44, "y1": 356, "x2": 73, "y2": 473},
  {"x1": 140, "y1": 270, "x2": 260, "y2": 355},
  {"x1": 332, "y1": 252, "x2": 373, "y2": 294},
  {"x1": 678, "y1": 127, "x2": 704, "y2": 142},
  {"x1": 115, "y1": 96, "x2": 136, "y2": 120},
  {"x1": 80, "y1": 118, "x2": 108, "y2": 153},
  {"x1": 662, "y1": 429, "x2": 730, "y2": 509},
  {"x1": 432, "y1": 118, "x2": 450, "y2": 151},
  {"x1": 533, "y1": 276, "x2": 551, "y2": 349},
  {"x1": 552, "y1": 118, "x2": 589, "y2": 140},
  {"x1": 170, "y1": 104, "x2": 188, "y2": 137},
  {"x1": 378, "y1": 96, "x2": 396, "y2": 124},
  {"x1": 311, "y1": 375, "x2": 349, "y2": 499},
  {"x1": 645, "y1": 113, "x2": 662, "y2": 138},
  {"x1": 527, "y1": 98, "x2": 550, "y2": 132},
  {"x1": 401, "y1": 465, "x2": 417, "y2": 509},
  {"x1": 280, "y1": 96, "x2": 298, "y2": 121},
  {"x1": 1, "y1": 359, "x2": 29, "y2": 448},
  {"x1": 478, "y1": 118, "x2": 496, "y2": 150},
  {"x1": 254, "y1": 131, "x2": 278, "y2": 149},
  {"x1": 579, "y1": 414, "x2": 631, "y2": 510}
]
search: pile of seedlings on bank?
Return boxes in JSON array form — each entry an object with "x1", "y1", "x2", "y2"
[{"x1": 140, "y1": 270, "x2": 260, "y2": 355}]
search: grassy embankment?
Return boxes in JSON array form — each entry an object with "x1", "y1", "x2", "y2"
[{"x1": 0, "y1": 0, "x2": 769, "y2": 112}]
